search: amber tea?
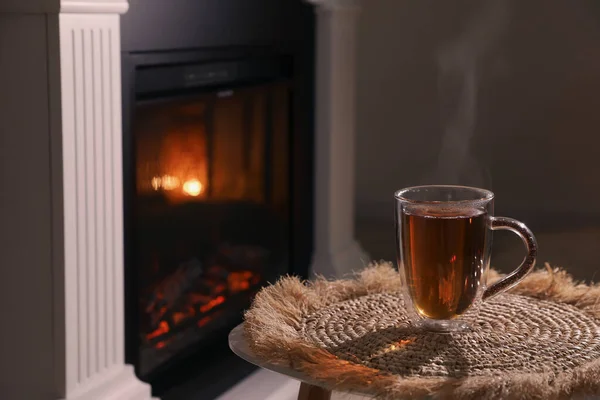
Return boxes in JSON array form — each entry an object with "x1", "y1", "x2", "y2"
[{"x1": 401, "y1": 208, "x2": 487, "y2": 320}]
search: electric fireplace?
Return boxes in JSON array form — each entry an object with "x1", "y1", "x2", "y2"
[{"x1": 122, "y1": 51, "x2": 314, "y2": 397}]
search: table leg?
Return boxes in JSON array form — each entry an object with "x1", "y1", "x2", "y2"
[{"x1": 298, "y1": 382, "x2": 332, "y2": 400}]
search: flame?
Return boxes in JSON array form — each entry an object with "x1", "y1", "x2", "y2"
[
  {"x1": 151, "y1": 175, "x2": 181, "y2": 191},
  {"x1": 150, "y1": 175, "x2": 205, "y2": 198},
  {"x1": 183, "y1": 179, "x2": 203, "y2": 196}
]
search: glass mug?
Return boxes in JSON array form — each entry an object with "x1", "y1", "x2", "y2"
[{"x1": 394, "y1": 185, "x2": 537, "y2": 332}]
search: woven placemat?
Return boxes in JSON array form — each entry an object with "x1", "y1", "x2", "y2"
[{"x1": 244, "y1": 262, "x2": 600, "y2": 400}]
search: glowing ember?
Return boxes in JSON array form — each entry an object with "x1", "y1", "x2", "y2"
[
  {"x1": 143, "y1": 256, "x2": 264, "y2": 350},
  {"x1": 228, "y1": 271, "x2": 253, "y2": 293},
  {"x1": 187, "y1": 293, "x2": 212, "y2": 304},
  {"x1": 214, "y1": 283, "x2": 227, "y2": 295},
  {"x1": 147, "y1": 320, "x2": 169, "y2": 340},
  {"x1": 172, "y1": 306, "x2": 195, "y2": 324},
  {"x1": 199, "y1": 296, "x2": 226, "y2": 313},
  {"x1": 197, "y1": 316, "x2": 213, "y2": 328}
]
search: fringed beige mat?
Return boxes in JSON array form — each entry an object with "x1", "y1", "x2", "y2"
[{"x1": 244, "y1": 262, "x2": 600, "y2": 400}]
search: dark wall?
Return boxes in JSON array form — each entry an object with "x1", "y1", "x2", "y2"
[
  {"x1": 121, "y1": 0, "x2": 311, "y2": 52},
  {"x1": 356, "y1": 0, "x2": 600, "y2": 224},
  {"x1": 354, "y1": 0, "x2": 600, "y2": 279}
]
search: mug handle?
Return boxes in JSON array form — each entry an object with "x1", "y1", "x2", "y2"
[{"x1": 483, "y1": 217, "x2": 538, "y2": 301}]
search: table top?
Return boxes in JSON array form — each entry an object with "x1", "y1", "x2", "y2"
[{"x1": 229, "y1": 323, "x2": 598, "y2": 400}]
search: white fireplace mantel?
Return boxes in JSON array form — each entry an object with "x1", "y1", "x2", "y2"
[
  {"x1": 0, "y1": 0, "x2": 129, "y2": 13},
  {"x1": 0, "y1": 1, "x2": 152, "y2": 399},
  {"x1": 0, "y1": 0, "x2": 367, "y2": 398}
]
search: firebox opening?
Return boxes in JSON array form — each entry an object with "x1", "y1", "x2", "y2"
[{"x1": 132, "y1": 78, "x2": 292, "y2": 378}]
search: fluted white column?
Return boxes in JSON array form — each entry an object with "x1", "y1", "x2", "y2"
[
  {"x1": 307, "y1": 0, "x2": 369, "y2": 278},
  {"x1": 57, "y1": 2, "x2": 153, "y2": 399},
  {"x1": 0, "y1": 1, "x2": 153, "y2": 399}
]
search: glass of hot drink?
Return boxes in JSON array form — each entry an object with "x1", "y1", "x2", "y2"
[{"x1": 394, "y1": 185, "x2": 537, "y2": 332}]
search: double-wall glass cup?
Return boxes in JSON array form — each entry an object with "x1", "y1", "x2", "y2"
[{"x1": 394, "y1": 185, "x2": 537, "y2": 332}]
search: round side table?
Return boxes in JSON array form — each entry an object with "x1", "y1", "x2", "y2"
[{"x1": 230, "y1": 323, "x2": 599, "y2": 400}]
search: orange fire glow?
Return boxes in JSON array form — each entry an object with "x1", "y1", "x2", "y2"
[
  {"x1": 197, "y1": 316, "x2": 213, "y2": 328},
  {"x1": 214, "y1": 283, "x2": 227, "y2": 295},
  {"x1": 147, "y1": 320, "x2": 169, "y2": 340},
  {"x1": 228, "y1": 271, "x2": 253, "y2": 293},
  {"x1": 187, "y1": 293, "x2": 212, "y2": 305},
  {"x1": 172, "y1": 306, "x2": 196, "y2": 325},
  {"x1": 146, "y1": 268, "x2": 260, "y2": 348},
  {"x1": 151, "y1": 175, "x2": 205, "y2": 198},
  {"x1": 150, "y1": 125, "x2": 209, "y2": 202},
  {"x1": 151, "y1": 175, "x2": 181, "y2": 191},
  {"x1": 199, "y1": 296, "x2": 226, "y2": 313},
  {"x1": 182, "y1": 179, "x2": 203, "y2": 196}
]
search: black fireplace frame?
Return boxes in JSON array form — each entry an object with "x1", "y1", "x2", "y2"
[{"x1": 121, "y1": 45, "x2": 314, "y2": 398}]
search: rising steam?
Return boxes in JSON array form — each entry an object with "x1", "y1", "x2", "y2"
[{"x1": 425, "y1": 0, "x2": 509, "y2": 187}]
